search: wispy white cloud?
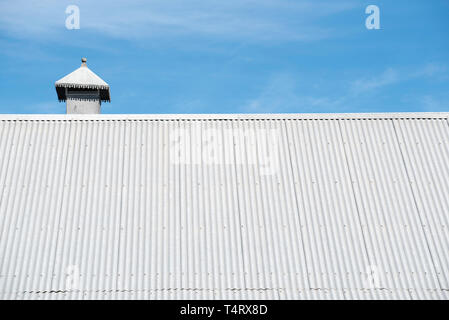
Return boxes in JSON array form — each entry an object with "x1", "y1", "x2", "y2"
[
  {"x1": 350, "y1": 63, "x2": 448, "y2": 95},
  {"x1": 0, "y1": 0, "x2": 358, "y2": 43},
  {"x1": 412, "y1": 62, "x2": 448, "y2": 79},
  {"x1": 242, "y1": 73, "x2": 346, "y2": 113},
  {"x1": 245, "y1": 63, "x2": 449, "y2": 113},
  {"x1": 350, "y1": 68, "x2": 399, "y2": 94},
  {"x1": 419, "y1": 95, "x2": 449, "y2": 111},
  {"x1": 244, "y1": 74, "x2": 302, "y2": 113}
]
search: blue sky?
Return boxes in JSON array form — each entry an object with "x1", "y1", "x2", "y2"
[{"x1": 0, "y1": 0, "x2": 448, "y2": 114}]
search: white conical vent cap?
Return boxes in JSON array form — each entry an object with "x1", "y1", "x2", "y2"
[
  {"x1": 55, "y1": 58, "x2": 110, "y2": 102},
  {"x1": 55, "y1": 58, "x2": 109, "y2": 89}
]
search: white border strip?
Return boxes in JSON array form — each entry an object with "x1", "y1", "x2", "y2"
[{"x1": 0, "y1": 112, "x2": 448, "y2": 121}]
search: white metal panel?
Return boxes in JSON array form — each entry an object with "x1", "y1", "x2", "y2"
[
  {"x1": 393, "y1": 118, "x2": 449, "y2": 289},
  {"x1": 286, "y1": 119, "x2": 371, "y2": 292},
  {"x1": 339, "y1": 118, "x2": 445, "y2": 294},
  {"x1": 0, "y1": 113, "x2": 448, "y2": 300}
]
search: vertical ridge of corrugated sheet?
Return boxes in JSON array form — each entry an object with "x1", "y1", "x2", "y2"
[{"x1": 0, "y1": 113, "x2": 448, "y2": 300}]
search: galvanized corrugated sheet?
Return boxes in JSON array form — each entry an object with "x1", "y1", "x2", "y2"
[{"x1": 0, "y1": 113, "x2": 448, "y2": 300}]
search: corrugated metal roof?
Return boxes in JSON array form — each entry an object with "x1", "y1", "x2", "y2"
[{"x1": 0, "y1": 112, "x2": 448, "y2": 300}]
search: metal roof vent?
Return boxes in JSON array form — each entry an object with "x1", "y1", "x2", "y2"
[{"x1": 55, "y1": 58, "x2": 110, "y2": 114}]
